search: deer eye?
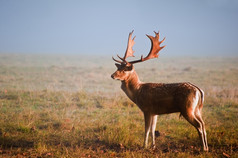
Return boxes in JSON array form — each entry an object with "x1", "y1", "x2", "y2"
[{"x1": 124, "y1": 66, "x2": 132, "y2": 71}]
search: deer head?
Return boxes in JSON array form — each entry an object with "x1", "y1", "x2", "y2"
[
  {"x1": 111, "y1": 62, "x2": 134, "y2": 81},
  {"x1": 111, "y1": 30, "x2": 166, "y2": 81}
]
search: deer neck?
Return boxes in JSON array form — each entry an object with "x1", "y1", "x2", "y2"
[{"x1": 121, "y1": 70, "x2": 141, "y2": 102}]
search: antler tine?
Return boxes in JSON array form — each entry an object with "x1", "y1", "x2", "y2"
[
  {"x1": 120, "y1": 30, "x2": 136, "y2": 60},
  {"x1": 117, "y1": 54, "x2": 125, "y2": 61},
  {"x1": 112, "y1": 56, "x2": 123, "y2": 64},
  {"x1": 129, "y1": 31, "x2": 166, "y2": 64},
  {"x1": 155, "y1": 31, "x2": 166, "y2": 44}
]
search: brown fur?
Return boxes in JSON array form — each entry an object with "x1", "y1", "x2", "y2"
[{"x1": 111, "y1": 65, "x2": 208, "y2": 151}]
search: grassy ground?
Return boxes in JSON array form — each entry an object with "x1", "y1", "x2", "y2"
[{"x1": 0, "y1": 54, "x2": 237, "y2": 157}]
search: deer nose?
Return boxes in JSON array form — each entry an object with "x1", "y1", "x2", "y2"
[{"x1": 111, "y1": 74, "x2": 115, "y2": 79}]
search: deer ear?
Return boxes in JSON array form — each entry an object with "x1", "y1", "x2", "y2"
[{"x1": 115, "y1": 63, "x2": 121, "y2": 68}]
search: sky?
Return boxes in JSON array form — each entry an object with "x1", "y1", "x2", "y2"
[{"x1": 0, "y1": 0, "x2": 238, "y2": 57}]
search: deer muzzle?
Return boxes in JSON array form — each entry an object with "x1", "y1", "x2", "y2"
[{"x1": 111, "y1": 74, "x2": 115, "y2": 79}]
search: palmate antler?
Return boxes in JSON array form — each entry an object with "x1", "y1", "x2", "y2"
[
  {"x1": 112, "y1": 30, "x2": 136, "y2": 64},
  {"x1": 112, "y1": 30, "x2": 166, "y2": 65}
]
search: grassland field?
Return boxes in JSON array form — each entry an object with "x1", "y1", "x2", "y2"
[{"x1": 0, "y1": 53, "x2": 237, "y2": 157}]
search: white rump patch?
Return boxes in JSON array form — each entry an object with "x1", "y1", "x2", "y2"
[{"x1": 192, "y1": 90, "x2": 199, "y2": 113}]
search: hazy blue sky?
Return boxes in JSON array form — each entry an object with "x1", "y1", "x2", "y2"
[{"x1": 0, "y1": 0, "x2": 237, "y2": 56}]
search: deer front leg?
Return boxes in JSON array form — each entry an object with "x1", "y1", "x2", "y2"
[
  {"x1": 151, "y1": 115, "x2": 158, "y2": 149},
  {"x1": 144, "y1": 112, "x2": 152, "y2": 148}
]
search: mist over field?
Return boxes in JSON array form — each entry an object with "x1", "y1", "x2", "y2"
[{"x1": 1, "y1": 53, "x2": 237, "y2": 93}]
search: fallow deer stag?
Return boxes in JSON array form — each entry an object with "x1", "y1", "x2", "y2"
[{"x1": 111, "y1": 30, "x2": 208, "y2": 151}]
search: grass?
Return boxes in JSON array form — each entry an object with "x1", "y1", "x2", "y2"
[{"x1": 0, "y1": 54, "x2": 237, "y2": 157}]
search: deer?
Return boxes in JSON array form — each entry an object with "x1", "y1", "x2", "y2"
[{"x1": 111, "y1": 30, "x2": 208, "y2": 151}]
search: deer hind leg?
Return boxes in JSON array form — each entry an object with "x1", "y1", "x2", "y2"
[
  {"x1": 144, "y1": 112, "x2": 152, "y2": 148},
  {"x1": 195, "y1": 108, "x2": 208, "y2": 151},
  {"x1": 182, "y1": 111, "x2": 207, "y2": 151},
  {"x1": 150, "y1": 115, "x2": 158, "y2": 149}
]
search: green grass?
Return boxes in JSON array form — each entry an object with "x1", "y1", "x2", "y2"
[{"x1": 0, "y1": 54, "x2": 237, "y2": 157}]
